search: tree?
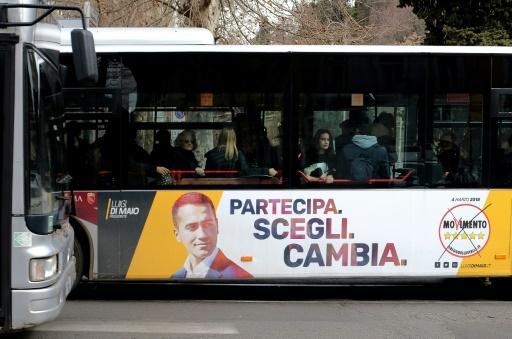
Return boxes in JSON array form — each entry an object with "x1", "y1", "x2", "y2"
[
  {"x1": 61, "y1": 0, "x2": 221, "y2": 31},
  {"x1": 61, "y1": 0, "x2": 424, "y2": 45},
  {"x1": 260, "y1": 0, "x2": 423, "y2": 45},
  {"x1": 362, "y1": 0, "x2": 424, "y2": 45},
  {"x1": 398, "y1": 0, "x2": 512, "y2": 45},
  {"x1": 261, "y1": 0, "x2": 373, "y2": 45}
]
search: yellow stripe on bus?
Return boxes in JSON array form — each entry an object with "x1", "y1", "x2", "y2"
[
  {"x1": 105, "y1": 198, "x2": 112, "y2": 220},
  {"x1": 458, "y1": 190, "x2": 512, "y2": 276}
]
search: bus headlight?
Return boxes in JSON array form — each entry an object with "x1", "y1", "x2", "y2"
[{"x1": 29, "y1": 255, "x2": 58, "y2": 282}]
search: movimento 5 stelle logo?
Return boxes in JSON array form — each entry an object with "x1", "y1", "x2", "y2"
[{"x1": 438, "y1": 204, "x2": 491, "y2": 258}]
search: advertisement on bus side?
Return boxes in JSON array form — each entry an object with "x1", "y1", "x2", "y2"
[{"x1": 73, "y1": 190, "x2": 511, "y2": 280}]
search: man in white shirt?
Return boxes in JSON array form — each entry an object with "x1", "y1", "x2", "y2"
[{"x1": 171, "y1": 192, "x2": 252, "y2": 279}]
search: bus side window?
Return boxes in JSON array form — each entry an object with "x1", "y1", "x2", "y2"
[
  {"x1": 427, "y1": 94, "x2": 483, "y2": 187},
  {"x1": 299, "y1": 93, "x2": 421, "y2": 187},
  {"x1": 491, "y1": 118, "x2": 512, "y2": 187}
]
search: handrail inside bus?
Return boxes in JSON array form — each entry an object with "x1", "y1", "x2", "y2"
[
  {"x1": 171, "y1": 169, "x2": 238, "y2": 178},
  {"x1": 170, "y1": 170, "x2": 239, "y2": 182},
  {"x1": 168, "y1": 170, "x2": 283, "y2": 185},
  {"x1": 94, "y1": 169, "x2": 414, "y2": 185},
  {"x1": 297, "y1": 171, "x2": 352, "y2": 184},
  {"x1": 368, "y1": 168, "x2": 415, "y2": 184},
  {"x1": 92, "y1": 169, "x2": 283, "y2": 186},
  {"x1": 297, "y1": 168, "x2": 415, "y2": 184}
]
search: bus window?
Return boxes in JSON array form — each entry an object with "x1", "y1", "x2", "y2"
[
  {"x1": 427, "y1": 94, "x2": 483, "y2": 187},
  {"x1": 493, "y1": 119, "x2": 512, "y2": 186},
  {"x1": 65, "y1": 120, "x2": 121, "y2": 189},
  {"x1": 62, "y1": 52, "x2": 288, "y2": 188},
  {"x1": 236, "y1": 111, "x2": 282, "y2": 178},
  {"x1": 298, "y1": 93, "x2": 420, "y2": 186},
  {"x1": 128, "y1": 94, "x2": 283, "y2": 187},
  {"x1": 490, "y1": 89, "x2": 512, "y2": 187},
  {"x1": 63, "y1": 57, "x2": 126, "y2": 190}
]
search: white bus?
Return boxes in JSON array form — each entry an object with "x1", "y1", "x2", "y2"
[
  {"x1": 0, "y1": 0, "x2": 96, "y2": 331},
  {"x1": 60, "y1": 28, "x2": 512, "y2": 284}
]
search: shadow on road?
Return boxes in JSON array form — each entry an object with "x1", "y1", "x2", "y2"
[{"x1": 69, "y1": 278, "x2": 512, "y2": 302}]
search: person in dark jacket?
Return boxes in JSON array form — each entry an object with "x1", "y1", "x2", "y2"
[
  {"x1": 205, "y1": 127, "x2": 248, "y2": 176},
  {"x1": 126, "y1": 128, "x2": 170, "y2": 185},
  {"x1": 436, "y1": 131, "x2": 460, "y2": 182},
  {"x1": 66, "y1": 121, "x2": 91, "y2": 187},
  {"x1": 172, "y1": 129, "x2": 205, "y2": 176},
  {"x1": 238, "y1": 129, "x2": 278, "y2": 177},
  {"x1": 334, "y1": 119, "x2": 356, "y2": 153},
  {"x1": 371, "y1": 112, "x2": 397, "y2": 163},
  {"x1": 302, "y1": 129, "x2": 336, "y2": 183},
  {"x1": 151, "y1": 129, "x2": 174, "y2": 170}
]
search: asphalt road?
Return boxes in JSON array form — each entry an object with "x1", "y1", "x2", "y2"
[{"x1": 12, "y1": 280, "x2": 512, "y2": 339}]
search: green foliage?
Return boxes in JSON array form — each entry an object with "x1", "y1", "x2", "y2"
[
  {"x1": 443, "y1": 27, "x2": 512, "y2": 46},
  {"x1": 398, "y1": 0, "x2": 512, "y2": 45}
]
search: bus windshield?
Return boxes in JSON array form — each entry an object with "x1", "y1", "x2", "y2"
[{"x1": 26, "y1": 47, "x2": 67, "y2": 234}]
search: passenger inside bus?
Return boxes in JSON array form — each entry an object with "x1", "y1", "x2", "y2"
[
  {"x1": 499, "y1": 134, "x2": 512, "y2": 185},
  {"x1": 151, "y1": 129, "x2": 174, "y2": 170},
  {"x1": 205, "y1": 127, "x2": 248, "y2": 176},
  {"x1": 336, "y1": 119, "x2": 390, "y2": 181},
  {"x1": 334, "y1": 119, "x2": 356, "y2": 153},
  {"x1": 65, "y1": 121, "x2": 91, "y2": 186},
  {"x1": 172, "y1": 129, "x2": 205, "y2": 177},
  {"x1": 302, "y1": 129, "x2": 336, "y2": 183},
  {"x1": 272, "y1": 124, "x2": 284, "y2": 170},
  {"x1": 89, "y1": 124, "x2": 119, "y2": 187},
  {"x1": 436, "y1": 131, "x2": 460, "y2": 183},
  {"x1": 126, "y1": 127, "x2": 170, "y2": 185},
  {"x1": 371, "y1": 112, "x2": 397, "y2": 163},
  {"x1": 150, "y1": 129, "x2": 175, "y2": 184},
  {"x1": 238, "y1": 127, "x2": 279, "y2": 177},
  {"x1": 435, "y1": 130, "x2": 478, "y2": 186}
]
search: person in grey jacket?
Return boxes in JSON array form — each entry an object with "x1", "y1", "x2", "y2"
[{"x1": 336, "y1": 121, "x2": 390, "y2": 181}]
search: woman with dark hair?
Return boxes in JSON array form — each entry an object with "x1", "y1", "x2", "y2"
[
  {"x1": 172, "y1": 129, "x2": 205, "y2": 176},
  {"x1": 303, "y1": 129, "x2": 336, "y2": 183}
]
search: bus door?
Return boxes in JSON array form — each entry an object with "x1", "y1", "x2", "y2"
[
  {"x1": 490, "y1": 89, "x2": 512, "y2": 186},
  {"x1": 0, "y1": 33, "x2": 17, "y2": 331}
]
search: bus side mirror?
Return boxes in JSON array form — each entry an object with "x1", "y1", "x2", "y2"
[{"x1": 71, "y1": 29, "x2": 98, "y2": 84}]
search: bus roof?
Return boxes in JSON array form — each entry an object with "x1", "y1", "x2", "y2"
[
  {"x1": 60, "y1": 27, "x2": 214, "y2": 50},
  {"x1": 59, "y1": 27, "x2": 512, "y2": 54}
]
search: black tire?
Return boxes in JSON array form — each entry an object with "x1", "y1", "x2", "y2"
[{"x1": 73, "y1": 239, "x2": 84, "y2": 290}]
